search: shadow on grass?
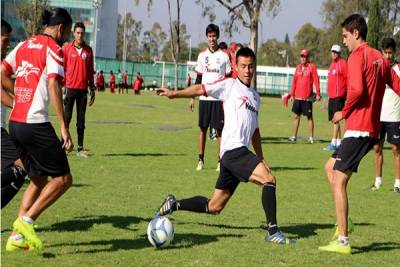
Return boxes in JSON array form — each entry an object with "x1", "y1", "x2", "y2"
[
  {"x1": 270, "y1": 166, "x2": 316, "y2": 171},
  {"x1": 261, "y1": 136, "x2": 330, "y2": 144},
  {"x1": 176, "y1": 221, "x2": 259, "y2": 230},
  {"x1": 49, "y1": 233, "x2": 245, "y2": 254},
  {"x1": 352, "y1": 242, "x2": 400, "y2": 254},
  {"x1": 102, "y1": 153, "x2": 185, "y2": 157},
  {"x1": 71, "y1": 183, "x2": 91, "y2": 188},
  {"x1": 38, "y1": 215, "x2": 152, "y2": 232}
]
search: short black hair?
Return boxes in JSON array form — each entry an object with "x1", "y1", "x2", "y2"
[
  {"x1": 381, "y1": 37, "x2": 396, "y2": 51},
  {"x1": 219, "y1": 42, "x2": 228, "y2": 50},
  {"x1": 100, "y1": 70, "x2": 103, "y2": 74},
  {"x1": 1, "y1": 19, "x2": 12, "y2": 35},
  {"x1": 341, "y1": 14, "x2": 367, "y2": 40},
  {"x1": 235, "y1": 47, "x2": 256, "y2": 62},
  {"x1": 42, "y1": 8, "x2": 72, "y2": 27},
  {"x1": 74, "y1": 22, "x2": 85, "y2": 32},
  {"x1": 206, "y1": 23, "x2": 219, "y2": 38}
]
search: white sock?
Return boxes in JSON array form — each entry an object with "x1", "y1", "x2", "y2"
[
  {"x1": 375, "y1": 177, "x2": 383, "y2": 186},
  {"x1": 22, "y1": 216, "x2": 34, "y2": 224},
  {"x1": 394, "y1": 178, "x2": 400, "y2": 188},
  {"x1": 331, "y1": 139, "x2": 336, "y2": 145},
  {"x1": 337, "y1": 139, "x2": 341, "y2": 146},
  {"x1": 10, "y1": 234, "x2": 24, "y2": 241},
  {"x1": 338, "y1": 235, "x2": 349, "y2": 245}
]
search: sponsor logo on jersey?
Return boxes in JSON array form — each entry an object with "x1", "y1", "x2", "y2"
[
  {"x1": 82, "y1": 52, "x2": 87, "y2": 60},
  {"x1": 238, "y1": 96, "x2": 258, "y2": 114},
  {"x1": 14, "y1": 87, "x2": 33, "y2": 103},
  {"x1": 15, "y1": 60, "x2": 40, "y2": 83},
  {"x1": 27, "y1": 38, "x2": 44, "y2": 50}
]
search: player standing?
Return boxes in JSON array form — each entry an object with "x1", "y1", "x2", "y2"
[
  {"x1": 156, "y1": 48, "x2": 295, "y2": 245},
  {"x1": 63, "y1": 22, "x2": 95, "y2": 158},
  {"x1": 189, "y1": 24, "x2": 231, "y2": 171}
]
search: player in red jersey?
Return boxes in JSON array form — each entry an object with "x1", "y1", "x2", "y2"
[
  {"x1": 1, "y1": 8, "x2": 73, "y2": 251},
  {"x1": 109, "y1": 70, "x2": 115, "y2": 93},
  {"x1": 319, "y1": 14, "x2": 400, "y2": 255}
]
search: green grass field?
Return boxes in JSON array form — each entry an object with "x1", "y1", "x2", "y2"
[{"x1": 1, "y1": 91, "x2": 400, "y2": 266}]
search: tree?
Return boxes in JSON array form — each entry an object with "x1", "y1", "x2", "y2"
[
  {"x1": 284, "y1": 33, "x2": 291, "y2": 46},
  {"x1": 161, "y1": 22, "x2": 190, "y2": 62},
  {"x1": 257, "y1": 38, "x2": 295, "y2": 66},
  {"x1": 197, "y1": 0, "x2": 281, "y2": 88},
  {"x1": 367, "y1": 0, "x2": 380, "y2": 49},
  {"x1": 116, "y1": 13, "x2": 142, "y2": 61},
  {"x1": 142, "y1": 22, "x2": 167, "y2": 61},
  {"x1": 16, "y1": 0, "x2": 49, "y2": 37}
]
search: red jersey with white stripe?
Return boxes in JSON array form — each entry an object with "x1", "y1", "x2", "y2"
[
  {"x1": 342, "y1": 43, "x2": 400, "y2": 138},
  {"x1": 63, "y1": 42, "x2": 94, "y2": 89},
  {"x1": 195, "y1": 48, "x2": 231, "y2": 101},
  {"x1": 290, "y1": 62, "x2": 320, "y2": 99},
  {"x1": 327, "y1": 58, "x2": 347, "y2": 99},
  {"x1": 2, "y1": 35, "x2": 64, "y2": 123}
]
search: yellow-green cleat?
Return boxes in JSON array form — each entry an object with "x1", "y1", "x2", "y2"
[
  {"x1": 6, "y1": 236, "x2": 31, "y2": 252},
  {"x1": 318, "y1": 240, "x2": 351, "y2": 255},
  {"x1": 332, "y1": 217, "x2": 354, "y2": 240},
  {"x1": 13, "y1": 217, "x2": 43, "y2": 251}
]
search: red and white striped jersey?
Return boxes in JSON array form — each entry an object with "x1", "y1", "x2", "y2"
[{"x1": 2, "y1": 35, "x2": 64, "y2": 123}]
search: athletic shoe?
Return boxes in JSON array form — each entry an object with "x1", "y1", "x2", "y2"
[
  {"x1": 332, "y1": 217, "x2": 354, "y2": 240},
  {"x1": 288, "y1": 136, "x2": 296, "y2": 142},
  {"x1": 318, "y1": 240, "x2": 351, "y2": 255},
  {"x1": 265, "y1": 230, "x2": 296, "y2": 245},
  {"x1": 216, "y1": 162, "x2": 220, "y2": 172},
  {"x1": 370, "y1": 184, "x2": 381, "y2": 191},
  {"x1": 13, "y1": 217, "x2": 43, "y2": 250},
  {"x1": 324, "y1": 144, "x2": 337, "y2": 151},
  {"x1": 77, "y1": 150, "x2": 89, "y2": 158},
  {"x1": 196, "y1": 160, "x2": 204, "y2": 171},
  {"x1": 394, "y1": 186, "x2": 400, "y2": 193},
  {"x1": 309, "y1": 137, "x2": 314, "y2": 144},
  {"x1": 155, "y1": 194, "x2": 176, "y2": 217},
  {"x1": 6, "y1": 236, "x2": 31, "y2": 252}
]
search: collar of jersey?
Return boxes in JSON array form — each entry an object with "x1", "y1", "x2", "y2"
[{"x1": 237, "y1": 77, "x2": 251, "y2": 88}]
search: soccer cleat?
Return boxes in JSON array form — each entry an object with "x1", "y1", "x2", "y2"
[
  {"x1": 288, "y1": 136, "x2": 297, "y2": 142},
  {"x1": 216, "y1": 162, "x2": 220, "y2": 172},
  {"x1": 370, "y1": 184, "x2": 381, "y2": 191},
  {"x1": 332, "y1": 217, "x2": 355, "y2": 240},
  {"x1": 13, "y1": 217, "x2": 43, "y2": 250},
  {"x1": 77, "y1": 150, "x2": 89, "y2": 158},
  {"x1": 309, "y1": 137, "x2": 314, "y2": 144},
  {"x1": 155, "y1": 194, "x2": 176, "y2": 217},
  {"x1": 318, "y1": 240, "x2": 351, "y2": 255},
  {"x1": 6, "y1": 236, "x2": 31, "y2": 252},
  {"x1": 324, "y1": 144, "x2": 337, "y2": 151},
  {"x1": 394, "y1": 186, "x2": 400, "y2": 193},
  {"x1": 196, "y1": 160, "x2": 204, "y2": 171},
  {"x1": 265, "y1": 230, "x2": 296, "y2": 245}
]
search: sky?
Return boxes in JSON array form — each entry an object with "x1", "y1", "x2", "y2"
[{"x1": 117, "y1": 0, "x2": 326, "y2": 46}]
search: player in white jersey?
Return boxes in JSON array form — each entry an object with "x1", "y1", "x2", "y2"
[
  {"x1": 189, "y1": 24, "x2": 231, "y2": 171},
  {"x1": 156, "y1": 48, "x2": 295, "y2": 245},
  {"x1": 371, "y1": 38, "x2": 400, "y2": 193}
]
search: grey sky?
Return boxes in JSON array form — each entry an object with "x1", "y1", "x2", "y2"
[{"x1": 117, "y1": 0, "x2": 326, "y2": 46}]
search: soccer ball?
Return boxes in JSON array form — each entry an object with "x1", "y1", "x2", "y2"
[{"x1": 147, "y1": 216, "x2": 174, "y2": 248}]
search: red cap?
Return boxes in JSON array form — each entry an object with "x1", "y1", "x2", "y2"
[{"x1": 300, "y1": 49, "x2": 309, "y2": 57}]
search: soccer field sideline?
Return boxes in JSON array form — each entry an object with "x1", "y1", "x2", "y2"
[{"x1": 1, "y1": 91, "x2": 399, "y2": 266}]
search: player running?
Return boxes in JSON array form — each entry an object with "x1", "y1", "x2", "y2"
[
  {"x1": 156, "y1": 47, "x2": 295, "y2": 245},
  {"x1": 1, "y1": 8, "x2": 74, "y2": 251}
]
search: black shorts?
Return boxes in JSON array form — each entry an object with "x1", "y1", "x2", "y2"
[
  {"x1": 292, "y1": 99, "x2": 313, "y2": 118},
  {"x1": 332, "y1": 137, "x2": 377, "y2": 173},
  {"x1": 198, "y1": 100, "x2": 224, "y2": 130},
  {"x1": 9, "y1": 121, "x2": 70, "y2": 177},
  {"x1": 328, "y1": 97, "x2": 345, "y2": 121},
  {"x1": 215, "y1": 147, "x2": 262, "y2": 194},
  {"x1": 379, "y1": 122, "x2": 400, "y2": 144},
  {"x1": 1, "y1": 127, "x2": 24, "y2": 169}
]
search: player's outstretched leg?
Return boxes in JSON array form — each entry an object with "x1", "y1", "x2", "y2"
[{"x1": 155, "y1": 194, "x2": 211, "y2": 217}]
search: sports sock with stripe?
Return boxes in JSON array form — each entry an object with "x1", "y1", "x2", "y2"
[{"x1": 262, "y1": 182, "x2": 278, "y2": 235}]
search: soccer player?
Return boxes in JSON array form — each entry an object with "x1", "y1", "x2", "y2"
[
  {"x1": 133, "y1": 72, "x2": 143, "y2": 95},
  {"x1": 370, "y1": 37, "x2": 400, "y2": 193},
  {"x1": 96, "y1": 70, "x2": 105, "y2": 91},
  {"x1": 117, "y1": 69, "x2": 123, "y2": 94},
  {"x1": 189, "y1": 24, "x2": 231, "y2": 171},
  {"x1": 319, "y1": 14, "x2": 400, "y2": 255},
  {"x1": 324, "y1": 45, "x2": 347, "y2": 151},
  {"x1": 122, "y1": 70, "x2": 128, "y2": 94},
  {"x1": 109, "y1": 70, "x2": 115, "y2": 93},
  {"x1": 63, "y1": 22, "x2": 95, "y2": 158},
  {"x1": 1, "y1": 8, "x2": 74, "y2": 251},
  {"x1": 289, "y1": 49, "x2": 321, "y2": 143},
  {"x1": 1, "y1": 19, "x2": 28, "y2": 209},
  {"x1": 156, "y1": 47, "x2": 295, "y2": 245}
]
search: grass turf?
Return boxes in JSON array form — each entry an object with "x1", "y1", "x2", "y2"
[{"x1": 1, "y1": 91, "x2": 400, "y2": 266}]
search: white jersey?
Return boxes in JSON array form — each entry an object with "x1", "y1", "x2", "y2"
[
  {"x1": 202, "y1": 78, "x2": 260, "y2": 157},
  {"x1": 195, "y1": 48, "x2": 231, "y2": 101},
  {"x1": 380, "y1": 64, "x2": 400, "y2": 122}
]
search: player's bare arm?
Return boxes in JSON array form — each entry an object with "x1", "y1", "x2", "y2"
[
  {"x1": 157, "y1": 84, "x2": 203, "y2": 99},
  {"x1": 1, "y1": 65, "x2": 14, "y2": 94}
]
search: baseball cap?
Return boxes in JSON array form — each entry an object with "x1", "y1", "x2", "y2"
[
  {"x1": 331, "y1": 45, "x2": 341, "y2": 53},
  {"x1": 300, "y1": 49, "x2": 309, "y2": 57}
]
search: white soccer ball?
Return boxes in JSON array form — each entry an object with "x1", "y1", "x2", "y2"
[{"x1": 147, "y1": 216, "x2": 174, "y2": 248}]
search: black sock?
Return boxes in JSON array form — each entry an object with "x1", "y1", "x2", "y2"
[
  {"x1": 1, "y1": 166, "x2": 26, "y2": 208},
  {"x1": 198, "y1": 154, "x2": 204, "y2": 162},
  {"x1": 176, "y1": 196, "x2": 209, "y2": 213},
  {"x1": 262, "y1": 182, "x2": 278, "y2": 235}
]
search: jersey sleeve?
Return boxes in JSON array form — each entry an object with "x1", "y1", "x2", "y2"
[
  {"x1": 201, "y1": 78, "x2": 230, "y2": 100},
  {"x1": 2, "y1": 42, "x2": 24, "y2": 74},
  {"x1": 194, "y1": 53, "x2": 204, "y2": 74},
  {"x1": 389, "y1": 63, "x2": 400, "y2": 95},
  {"x1": 46, "y1": 46, "x2": 64, "y2": 83},
  {"x1": 225, "y1": 53, "x2": 232, "y2": 76}
]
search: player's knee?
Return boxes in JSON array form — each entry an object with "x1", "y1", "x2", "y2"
[
  {"x1": 57, "y1": 173, "x2": 73, "y2": 190},
  {"x1": 324, "y1": 160, "x2": 333, "y2": 175},
  {"x1": 207, "y1": 203, "x2": 224, "y2": 215},
  {"x1": 391, "y1": 145, "x2": 400, "y2": 156}
]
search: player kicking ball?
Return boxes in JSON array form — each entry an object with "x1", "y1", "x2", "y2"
[{"x1": 155, "y1": 47, "x2": 295, "y2": 245}]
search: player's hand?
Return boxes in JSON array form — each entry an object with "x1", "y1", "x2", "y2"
[
  {"x1": 332, "y1": 111, "x2": 343, "y2": 124},
  {"x1": 189, "y1": 98, "x2": 195, "y2": 112},
  {"x1": 156, "y1": 88, "x2": 173, "y2": 98},
  {"x1": 61, "y1": 127, "x2": 74, "y2": 152},
  {"x1": 89, "y1": 89, "x2": 95, "y2": 106},
  {"x1": 316, "y1": 95, "x2": 321, "y2": 101}
]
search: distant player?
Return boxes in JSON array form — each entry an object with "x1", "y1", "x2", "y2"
[
  {"x1": 96, "y1": 70, "x2": 105, "y2": 91},
  {"x1": 319, "y1": 14, "x2": 400, "y2": 255},
  {"x1": 189, "y1": 24, "x2": 231, "y2": 171},
  {"x1": 133, "y1": 72, "x2": 143, "y2": 95},
  {"x1": 122, "y1": 70, "x2": 128, "y2": 94},
  {"x1": 1, "y1": 8, "x2": 74, "y2": 251},
  {"x1": 156, "y1": 47, "x2": 295, "y2": 245},
  {"x1": 289, "y1": 49, "x2": 321, "y2": 143},
  {"x1": 370, "y1": 37, "x2": 400, "y2": 193},
  {"x1": 63, "y1": 21, "x2": 95, "y2": 157},
  {"x1": 109, "y1": 70, "x2": 115, "y2": 93},
  {"x1": 117, "y1": 69, "x2": 123, "y2": 94},
  {"x1": 324, "y1": 44, "x2": 347, "y2": 151}
]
